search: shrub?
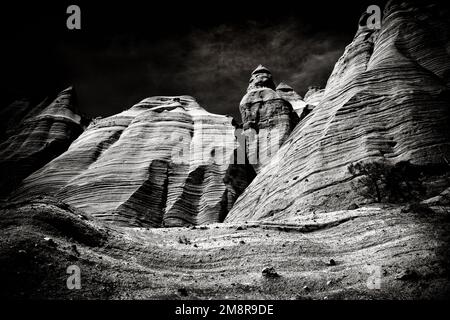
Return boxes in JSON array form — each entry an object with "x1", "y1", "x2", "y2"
[
  {"x1": 348, "y1": 160, "x2": 424, "y2": 203},
  {"x1": 401, "y1": 202, "x2": 434, "y2": 215}
]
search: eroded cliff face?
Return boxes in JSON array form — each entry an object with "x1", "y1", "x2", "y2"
[
  {"x1": 10, "y1": 96, "x2": 255, "y2": 227},
  {"x1": 0, "y1": 87, "x2": 86, "y2": 197},
  {"x1": 240, "y1": 65, "x2": 300, "y2": 173},
  {"x1": 226, "y1": 0, "x2": 450, "y2": 223}
]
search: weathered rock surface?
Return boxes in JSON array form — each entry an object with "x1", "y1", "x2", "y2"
[
  {"x1": 1, "y1": 200, "x2": 449, "y2": 299},
  {"x1": 303, "y1": 86, "x2": 325, "y2": 107},
  {"x1": 240, "y1": 65, "x2": 299, "y2": 173},
  {"x1": 276, "y1": 82, "x2": 307, "y2": 118},
  {"x1": 227, "y1": 0, "x2": 450, "y2": 223},
  {"x1": 11, "y1": 96, "x2": 254, "y2": 227},
  {"x1": 0, "y1": 87, "x2": 86, "y2": 197}
]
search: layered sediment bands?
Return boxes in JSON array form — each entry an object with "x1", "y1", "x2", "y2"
[
  {"x1": 2, "y1": 201, "x2": 449, "y2": 299},
  {"x1": 227, "y1": 1, "x2": 450, "y2": 223},
  {"x1": 240, "y1": 66, "x2": 299, "y2": 173},
  {"x1": 0, "y1": 88, "x2": 85, "y2": 197},
  {"x1": 276, "y1": 82, "x2": 307, "y2": 118},
  {"x1": 304, "y1": 86, "x2": 324, "y2": 107},
  {"x1": 11, "y1": 96, "x2": 254, "y2": 227}
]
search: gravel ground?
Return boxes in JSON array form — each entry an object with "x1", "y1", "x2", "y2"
[{"x1": 1, "y1": 198, "x2": 449, "y2": 299}]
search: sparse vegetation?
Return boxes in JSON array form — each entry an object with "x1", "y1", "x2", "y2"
[
  {"x1": 348, "y1": 160, "x2": 424, "y2": 203},
  {"x1": 401, "y1": 202, "x2": 434, "y2": 215}
]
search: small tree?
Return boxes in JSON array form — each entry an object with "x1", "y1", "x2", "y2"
[
  {"x1": 348, "y1": 160, "x2": 424, "y2": 203},
  {"x1": 348, "y1": 161, "x2": 386, "y2": 202}
]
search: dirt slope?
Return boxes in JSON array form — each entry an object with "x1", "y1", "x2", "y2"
[{"x1": 1, "y1": 197, "x2": 449, "y2": 299}]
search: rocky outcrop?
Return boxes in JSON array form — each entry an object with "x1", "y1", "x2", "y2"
[
  {"x1": 11, "y1": 96, "x2": 255, "y2": 227},
  {"x1": 275, "y1": 82, "x2": 307, "y2": 118},
  {"x1": 226, "y1": 0, "x2": 450, "y2": 223},
  {"x1": 0, "y1": 87, "x2": 86, "y2": 197},
  {"x1": 240, "y1": 65, "x2": 299, "y2": 173},
  {"x1": 303, "y1": 86, "x2": 325, "y2": 107}
]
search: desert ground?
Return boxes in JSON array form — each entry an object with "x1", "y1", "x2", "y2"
[{"x1": 1, "y1": 197, "x2": 449, "y2": 299}]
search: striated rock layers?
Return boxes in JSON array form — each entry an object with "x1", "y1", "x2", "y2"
[
  {"x1": 227, "y1": 0, "x2": 450, "y2": 223},
  {"x1": 11, "y1": 96, "x2": 255, "y2": 227},
  {"x1": 303, "y1": 86, "x2": 325, "y2": 110},
  {"x1": 240, "y1": 65, "x2": 299, "y2": 173},
  {"x1": 0, "y1": 87, "x2": 86, "y2": 197},
  {"x1": 275, "y1": 82, "x2": 321, "y2": 120}
]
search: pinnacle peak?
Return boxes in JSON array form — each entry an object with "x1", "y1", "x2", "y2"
[
  {"x1": 252, "y1": 64, "x2": 271, "y2": 75},
  {"x1": 276, "y1": 82, "x2": 293, "y2": 91}
]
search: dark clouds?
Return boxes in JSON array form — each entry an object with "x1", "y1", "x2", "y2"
[
  {"x1": 156, "y1": 20, "x2": 350, "y2": 118},
  {"x1": 1, "y1": 0, "x2": 379, "y2": 121}
]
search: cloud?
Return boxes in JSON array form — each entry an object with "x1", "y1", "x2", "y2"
[
  {"x1": 46, "y1": 16, "x2": 353, "y2": 121},
  {"x1": 142, "y1": 18, "x2": 352, "y2": 120}
]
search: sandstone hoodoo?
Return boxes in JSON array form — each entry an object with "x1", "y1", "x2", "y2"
[
  {"x1": 1, "y1": 0, "x2": 450, "y2": 301},
  {"x1": 240, "y1": 65, "x2": 300, "y2": 173},
  {"x1": 0, "y1": 87, "x2": 86, "y2": 197},
  {"x1": 10, "y1": 96, "x2": 255, "y2": 227},
  {"x1": 276, "y1": 82, "x2": 308, "y2": 119},
  {"x1": 227, "y1": 1, "x2": 450, "y2": 223}
]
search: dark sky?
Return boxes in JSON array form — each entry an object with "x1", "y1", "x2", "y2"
[{"x1": 1, "y1": 0, "x2": 382, "y2": 121}]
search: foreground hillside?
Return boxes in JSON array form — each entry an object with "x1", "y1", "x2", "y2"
[{"x1": 1, "y1": 197, "x2": 448, "y2": 299}]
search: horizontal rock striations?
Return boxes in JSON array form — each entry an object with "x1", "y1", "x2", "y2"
[
  {"x1": 303, "y1": 86, "x2": 324, "y2": 107},
  {"x1": 2, "y1": 201, "x2": 449, "y2": 299},
  {"x1": 0, "y1": 87, "x2": 86, "y2": 197},
  {"x1": 276, "y1": 82, "x2": 306, "y2": 117},
  {"x1": 240, "y1": 65, "x2": 299, "y2": 173},
  {"x1": 226, "y1": 0, "x2": 450, "y2": 223},
  {"x1": 11, "y1": 96, "x2": 255, "y2": 227}
]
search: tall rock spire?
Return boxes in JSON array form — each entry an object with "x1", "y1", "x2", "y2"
[
  {"x1": 247, "y1": 65, "x2": 276, "y2": 91},
  {"x1": 228, "y1": 0, "x2": 450, "y2": 223},
  {"x1": 239, "y1": 66, "x2": 299, "y2": 173}
]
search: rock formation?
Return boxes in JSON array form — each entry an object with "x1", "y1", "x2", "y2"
[
  {"x1": 10, "y1": 96, "x2": 255, "y2": 227},
  {"x1": 0, "y1": 87, "x2": 86, "y2": 197},
  {"x1": 275, "y1": 82, "x2": 306, "y2": 117},
  {"x1": 226, "y1": 0, "x2": 450, "y2": 223},
  {"x1": 303, "y1": 86, "x2": 324, "y2": 107},
  {"x1": 240, "y1": 65, "x2": 299, "y2": 173}
]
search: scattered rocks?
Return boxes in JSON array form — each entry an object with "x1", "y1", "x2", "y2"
[
  {"x1": 326, "y1": 259, "x2": 336, "y2": 266},
  {"x1": 261, "y1": 267, "x2": 280, "y2": 278},
  {"x1": 43, "y1": 237, "x2": 57, "y2": 247},
  {"x1": 236, "y1": 226, "x2": 247, "y2": 231},
  {"x1": 177, "y1": 288, "x2": 188, "y2": 297},
  {"x1": 396, "y1": 269, "x2": 420, "y2": 281},
  {"x1": 303, "y1": 285, "x2": 310, "y2": 292},
  {"x1": 347, "y1": 203, "x2": 359, "y2": 210},
  {"x1": 178, "y1": 236, "x2": 191, "y2": 245}
]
